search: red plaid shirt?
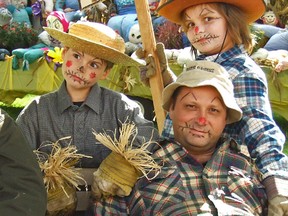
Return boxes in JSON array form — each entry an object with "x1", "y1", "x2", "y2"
[{"x1": 90, "y1": 138, "x2": 267, "y2": 215}]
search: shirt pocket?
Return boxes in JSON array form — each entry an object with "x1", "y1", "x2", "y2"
[
  {"x1": 224, "y1": 166, "x2": 267, "y2": 215},
  {"x1": 135, "y1": 166, "x2": 187, "y2": 208}
]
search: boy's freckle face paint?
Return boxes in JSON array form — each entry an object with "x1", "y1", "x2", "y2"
[
  {"x1": 90, "y1": 72, "x2": 96, "y2": 79},
  {"x1": 66, "y1": 60, "x2": 72, "y2": 67}
]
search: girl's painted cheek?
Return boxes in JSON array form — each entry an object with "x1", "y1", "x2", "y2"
[
  {"x1": 66, "y1": 60, "x2": 73, "y2": 67},
  {"x1": 89, "y1": 72, "x2": 96, "y2": 79}
]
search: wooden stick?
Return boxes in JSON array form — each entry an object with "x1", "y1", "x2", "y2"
[{"x1": 134, "y1": 0, "x2": 166, "y2": 133}]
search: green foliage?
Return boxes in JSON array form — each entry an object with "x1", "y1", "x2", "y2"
[
  {"x1": 0, "y1": 23, "x2": 38, "y2": 53},
  {"x1": 273, "y1": 113, "x2": 288, "y2": 156},
  {"x1": 250, "y1": 26, "x2": 268, "y2": 54},
  {"x1": 284, "y1": 143, "x2": 288, "y2": 156}
]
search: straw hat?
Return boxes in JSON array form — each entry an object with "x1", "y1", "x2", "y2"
[
  {"x1": 157, "y1": 0, "x2": 266, "y2": 24},
  {"x1": 162, "y1": 61, "x2": 242, "y2": 124},
  {"x1": 44, "y1": 21, "x2": 142, "y2": 66}
]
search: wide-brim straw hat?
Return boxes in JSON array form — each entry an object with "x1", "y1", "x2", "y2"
[
  {"x1": 157, "y1": 0, "x2": 266, "y2": 24},
  {"x1": 162, "y1": 60, "x2": 242, "y2": 124},
  {"x1": 44, "y1": 21, "x2": 142, "y2": 66}
]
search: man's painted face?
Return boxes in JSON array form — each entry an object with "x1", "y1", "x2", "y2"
[
  {"x1": 183, "y1": 4, "x2": 233, "y2": 55},
  {"x1": 61, "y1": 48, "x2": 109, "y2": 90},
  {"x1": 169, "y1": 86, "x2": 227, "y2": 155}
]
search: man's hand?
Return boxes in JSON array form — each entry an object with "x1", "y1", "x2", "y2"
[
  {"x1": 133, "y1": 43, "x2": 176, "y2": 86},
  {"x1": 268, "y1": 195, "x2": 288, "y2": 216}
]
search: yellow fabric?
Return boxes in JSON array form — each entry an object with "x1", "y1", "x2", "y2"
[
  {"x1": 98, "y1": 64, "x2": 152, "y2": 100},
  {"x1": 97, "y1": 152, "x2": 141, "y2": 196},
  {"x1": 262, "y1": 66, "x2": 288, "y2": 121},
  {"x1": 0, "y1": 57, "x2": 63, "y2": 104},
  {"x1": 0, "y1": 57, "x2": 287, "y2": 122}
]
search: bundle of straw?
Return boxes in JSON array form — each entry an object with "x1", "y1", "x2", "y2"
[
  {"x1": 92, "y1": 122, "x2": 161, "y2": 198},
  {"x1": 34, "y1": 137, "x2": 92, "y2": 215},
  {"x1": 94, "y1": 122, "x2": 161, "y2": 179}
]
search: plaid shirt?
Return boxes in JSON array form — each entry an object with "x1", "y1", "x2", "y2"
[
  {"x1": 162, "y1": 45, "x2": 288, "y2": 198},
  {"x1": 89, "y1": 138, "x2": 267, "y2": 215}
]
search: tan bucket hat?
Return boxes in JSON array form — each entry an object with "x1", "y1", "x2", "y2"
[
  {"x1": 162, "y1": 60, "x2": 242, "y2": 124},
  {"x1": 44, "y1": 21, "x2": 142, "y2": 66},
  {"x1": 157, "y1": 0, "x2": 266, "y2": 24}
]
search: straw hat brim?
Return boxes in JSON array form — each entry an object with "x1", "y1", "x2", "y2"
[
  {"x1": 157, "y1": 0, "x2": 265, "y2": 24},
  {"x1": 44, "y1": 27, "x2": 142, "y2": 67}
]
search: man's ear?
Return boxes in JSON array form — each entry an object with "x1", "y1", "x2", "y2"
[
  {"x1": 168, "y1": 102, "x2": 175, "y2": 120},
  {"x1": 100, "y1": 68, "x2": 111, "y2": 80}
]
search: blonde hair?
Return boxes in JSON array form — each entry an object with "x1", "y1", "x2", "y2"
[{"x1": 181, "y1": 3, "x2": 253, "y2": 53}]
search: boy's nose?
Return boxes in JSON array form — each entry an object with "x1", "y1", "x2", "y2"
[{"x1": 78, "y1": 66, "x2": 84, "y2": 73}]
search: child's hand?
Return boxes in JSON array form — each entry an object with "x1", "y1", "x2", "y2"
[
  {"x1": 275, "y1": 59, "x2": 288, "y2": 72},
  {"x1": 91, "y1": 170, "x2": 126, "y2": 200},
  {"x1": 268, "y1": 195, "x2": 288, "y2": 215},
  {"x1": 132, "y1": 43, "x2": 176, "y2": 86}
]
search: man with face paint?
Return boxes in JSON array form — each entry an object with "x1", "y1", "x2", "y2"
[
  {"x1": 135, "y1": 0, "x2": 288, "y2": 214},
  {"x1": 88, "y1": 61, "x2": 268, "y2": 215},
  {"x1": 16, "y1": 21, "x2": 159, "y2": 213}
]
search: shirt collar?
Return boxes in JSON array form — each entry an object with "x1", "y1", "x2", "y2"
[
  {"x1": 56, "y1": 82, "x2": 101, "y2": 114},
  {"x1": 197, "y1": 45, "x2": 245, "y2": 63},
  {"x1": 84, "y1": 83, "x2": 101, "y2": 114}
]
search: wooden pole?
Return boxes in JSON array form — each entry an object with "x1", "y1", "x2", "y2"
[{"x1": 134, "y1": 0, "x2": 166, "y2": 134}]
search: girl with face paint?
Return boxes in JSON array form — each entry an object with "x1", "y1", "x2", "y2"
[
  {"x1": 153, "y1": 0, "x2": 288, "y2": 214},
  {"x1": 182, "y1": 4, "x2": 234, "y2": 58}
]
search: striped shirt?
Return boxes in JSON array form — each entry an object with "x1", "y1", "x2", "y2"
[
  {"x1": 90, "y1": 138, "x2": 267, "y2": 215},
  {"x1": 162, "y1": 45, "x2": 288, "y2": 198}
]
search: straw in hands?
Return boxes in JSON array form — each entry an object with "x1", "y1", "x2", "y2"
[
  {"x1": 34, "y1": 136, "x2": 92, "y2": 197},
  {"x1": 93, "y1": 122, "x2": 161, "y2": 179}
]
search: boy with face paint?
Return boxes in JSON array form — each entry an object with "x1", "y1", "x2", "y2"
[
  {"x1": 16, "y1": 21, "x2": 159, "y2": 212},
  {"x1": 136, "y1": 0, "x2": 288, "y2": 214},
  {"x1": 88, "y1": 61, "x2": 267, "y2": 215}
]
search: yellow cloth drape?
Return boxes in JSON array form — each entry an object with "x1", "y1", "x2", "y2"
[
  {"x1": 262, "y1": 66, "x2": 288, "y2": 121},
  {"x1": 0, "y1": 58, "x2": 287, "y2": 121},
  {"x1": 0, "y1": 57, "x2": 63, "y2": 104}
]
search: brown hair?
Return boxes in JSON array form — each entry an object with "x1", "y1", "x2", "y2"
[
  {"x1": 105, "y1": 61, "x2": 114, "y2": 71},
  {"x1": 170, "y1": 86, "x2": 182, "y2": 110},
  {"x1": 180, "y1": 3, "x2": 253, "y2": 53}
]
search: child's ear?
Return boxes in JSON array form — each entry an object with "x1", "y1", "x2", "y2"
[
  {"x1": 61, "y1": 47, "x2": 68, "y2": 59},
  {"x1": 100, "y1": 68, "x2": 111, "y2": 80}
]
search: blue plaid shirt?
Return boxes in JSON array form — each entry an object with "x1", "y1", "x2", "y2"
[
  {"x1": 89, "y1": 138, "x2": 267, "y2": 215},
  {"x1": 162, "y1": 45, "x2": 288, "y2": 199}
]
